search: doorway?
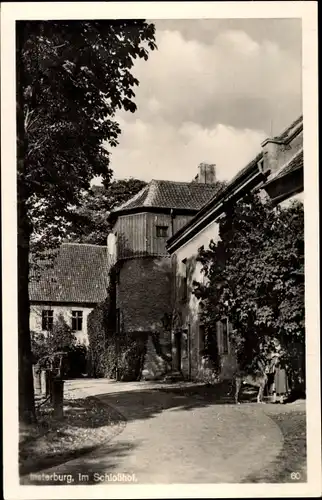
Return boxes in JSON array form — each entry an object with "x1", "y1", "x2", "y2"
[{"x1": 175, "y1": 331, "x2": 182, "y2": 372}]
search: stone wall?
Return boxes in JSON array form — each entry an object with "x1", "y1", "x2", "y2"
[{"x1": 171, "y1": 221, "x2": 222, "y2": 379}]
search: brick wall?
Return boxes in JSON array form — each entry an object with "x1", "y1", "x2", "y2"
[
  {"x1": 117, "y1": 257, "x2": 172, "y2": 333},
  {"x1": 116, "y1": 256, "x2": 173, "y2": 379}
]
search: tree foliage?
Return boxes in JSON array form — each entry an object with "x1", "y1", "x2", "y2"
[
  {"x1": 67, "y1": 178, "x2": 147, "y2": 245},
  {"x1": 17, "y1": 20, "x2": 156, "y2": 422},
  {"x1": 18, "y1": 20, "x2": 156, "y2": 253},
  {"x1": 87, "y1": 299, "x2": 110, "y2": 377},
  {"x1": 193, "y1": 192, "x2": 304, "y2": 386},
  {"x1": 31, "y1": 314, "x2": 87, "y2": 377}
]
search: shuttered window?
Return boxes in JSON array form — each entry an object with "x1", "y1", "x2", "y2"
[{"x1": 217, "y1": 317, "x2": 230, "y2": 354}]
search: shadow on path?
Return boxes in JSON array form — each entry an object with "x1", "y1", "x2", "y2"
[
  {"x1": 95, "y1": 381, "x2": 262, "y2": 423},
  {"x1": 20, "y1": 440, "x2": 139, "y2": 485}
]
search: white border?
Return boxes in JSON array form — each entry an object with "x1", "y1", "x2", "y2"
[{"x1": 1, "y1": 2, "x2": 320, "y2": 499}]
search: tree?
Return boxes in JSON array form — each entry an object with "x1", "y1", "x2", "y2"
[
  {"x1": 67, "y1": 178, "x2": 147, "y2": 245},
  {"x1": 17, "y1": 20, "x2": 156, "y2": 423},
  {"x1": 193, "y1": 192, "x2": 304, "y2": 387}
]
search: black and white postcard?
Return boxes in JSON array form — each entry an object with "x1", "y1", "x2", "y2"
[{"x1": 1, "y1": 1, "x2": 320, "y2": 498}]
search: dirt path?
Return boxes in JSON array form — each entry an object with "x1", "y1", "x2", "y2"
[{"x1": 21, "y1": 379, "x2": 286, "y2": 485}]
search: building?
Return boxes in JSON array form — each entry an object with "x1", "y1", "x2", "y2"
[
  {"x1": 107, "y1": 164, "x2": 223, "y2": 379},
  {"x1": 29, "y1": 115, "x2": 303, "y2": 382},
  {"x1": 166, "y1": 116, "x2": 303, "y2": 381},
  {"x1": 29, "y1": 243, "x2": 109, "y2": 345},
  {"x1": 260, "y1": 115, "x2": 303, "y2": 206}
]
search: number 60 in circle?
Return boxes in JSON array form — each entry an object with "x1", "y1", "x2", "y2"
[{"x1": 291, "y1": 472, "x2": 301, "y2": 480}]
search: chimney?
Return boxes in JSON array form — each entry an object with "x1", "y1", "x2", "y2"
[
  {"x1": 196, "y1": 163, "x2": 216, "y2": 184},
  {"x1": 260, "y1": 138, "x2": 283, "y2": 175}
]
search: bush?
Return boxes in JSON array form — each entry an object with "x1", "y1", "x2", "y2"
[
  {"x1": 105, "y1": 332, "x2": 147, "y2": 381},
  {"x1": 87, "y1": 300, "x2": 109, "y2": 377},
  {"x1": 31, "y1": 331, "x2": 49, "y2": 364},
  {"x1": 87, "y1": 265, "x2": 148, "y2": 381},
  {"x1": 196, "y1": 355, "x2": 219, "y2": 385},
  {"x1": 31, "y1": 314, "x2": 87, "y2": 378}
]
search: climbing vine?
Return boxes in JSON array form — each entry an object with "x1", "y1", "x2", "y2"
[
  {"x1": 87, "y1": 263, "x2": 148, "y2": 380},
  {"x1": 193, "y1": 192, "x2": 305, "y2": 389}
]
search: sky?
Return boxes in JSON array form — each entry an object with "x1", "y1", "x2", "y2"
[{"x1": 105, "y1": 18, "x2": 302, "y2": 184}]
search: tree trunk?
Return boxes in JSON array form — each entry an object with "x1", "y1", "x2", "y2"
[
  {"x1": 18, "y1": 191, "x2": 36, "y2": 424},
  {"x1": 17, "y1": 22, "x2": 36, "y2": 424}
]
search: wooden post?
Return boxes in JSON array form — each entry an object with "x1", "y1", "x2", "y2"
[
  {"x1": 49, "y1": 372, "x2": 54, "y2": 403},
  {"x1": 52, "y1": 379, "x2": 64, "y2": 419}
]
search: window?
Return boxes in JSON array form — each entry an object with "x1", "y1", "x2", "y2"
[
  {"x1": 156, "y1": 225, "x2": 168, "y2": 237},
  {"x1": 42, "y1": 310, "x2": 53, "y2": 331},
  {"x1": 182, "y1": 258, "x2": 188, "y2": 301},
  {"x1": 72, "y1": 311, "x2": 83, "y2": 331},
  {"x1": 221, "y1": 318, "x2": 228, "y2": 354},
  {"x1": 199, "y1": 324, "x2": 206, "y2": 355}
]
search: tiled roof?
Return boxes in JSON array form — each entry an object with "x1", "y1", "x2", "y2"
[
  {"x1": 29, "y1": 243, "x2": 109, "y2": 304},
  {"x1": 112, "y1": 179, "x2": 222, "y2": 214},
  {"x1": 166, "y1": 153, "x2": 264, "y2": 249},
  {"x1": 171, "y1": 153, "x2": 262, "y2": 230},
  {"x1": 223, "y1": 152, "x2": 262, "y2": 190},
  {"x1": 274, "y1": 149, "x2": 303, "y2": 180}
]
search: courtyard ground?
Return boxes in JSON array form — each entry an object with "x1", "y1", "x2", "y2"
[{"x1": 20, "y1": 378, "x2": 306, "y2": 485}]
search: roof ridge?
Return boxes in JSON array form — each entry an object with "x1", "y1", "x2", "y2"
[
  {"x1": 113, "y1": 183, "x2": 149, "y2": 211},
  {"x1": 144, "y1": 179, "x2": 159, "y2": 206},
  {"x1": 150, "y1": 179, "x2": 217, "y2": 186},
  {"x1": 62, "y1": 242, "x2": 107, "y2": 248},
  {"x1": 274, "y1": 114, "x2": 303, "y2": 140}
]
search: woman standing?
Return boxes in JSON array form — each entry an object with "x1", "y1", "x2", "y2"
[{"x1": 272, "y1": 355, "x2": 289, "y2": 403}]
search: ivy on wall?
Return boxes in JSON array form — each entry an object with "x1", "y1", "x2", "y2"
[
  {"x1": 87, "y1": 264, "x2": 148, "y2": 381},
  {"x1": 193, "y1": 192, "x2": 305, "y2": 389}
]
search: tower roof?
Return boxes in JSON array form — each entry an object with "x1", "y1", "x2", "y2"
[{"x1": 111, "y1": 179, "x2": 223, "y2": 218}]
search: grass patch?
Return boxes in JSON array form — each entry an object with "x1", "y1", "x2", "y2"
[
  {"x1": 244, "y1": 409, "x2": 307, "y2": 483},
  {"x1": 19, "y1": 396, "x2": 124, "y2": 476}
]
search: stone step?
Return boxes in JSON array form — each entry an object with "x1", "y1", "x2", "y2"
[{"x1": 162, "y1": 371, "x2": 185, "y2": 383}]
